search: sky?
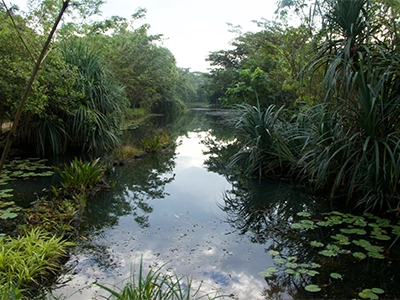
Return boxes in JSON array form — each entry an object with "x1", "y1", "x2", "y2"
[{"x1": 10, "y1": 0, "x2": 278, "y2": 72}]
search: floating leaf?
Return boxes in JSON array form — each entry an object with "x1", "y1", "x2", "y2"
[
  {"x1": 0, "y1": 211, "x2": 18, "y2": 219},
  {"x1": 305, "y1": 284, "x2": 321, "y2": 292},
  {"x1": 331, "y1": 234, "x2": 350, "y2": 245},
  {"x1": 354, "y1": 219, "x2": 367, "y2": 227},
  {"x1": 371, "y1": 288, "x2": 384, "y2": 294},
  {"x1": 318, "y1": 249, "x2": 337, "y2": 257},
  {"x1": 287, "y1": 256, "x2": 297, "y2": 262},
  {"x1": 268, "y1": 250, "x2": 280, "y2": 256},
  {"x1": 359, "y1": 289, "x2": 379, "y2": 299},
  {"x1": 310, "y1": 241, "x2": 324, "y2": 247},
  {"x1": 371, "y1": 234, "x2": 391, "y2": 241},
  {"x1": 286, "y1": 262, "x2": 298, "y2": 269},
  {"x1": 310, "y1": 263, "x2": 321, "y2": 268},
  {"x1": 367, "y1": 252, "x2": 385, "y2": 259},
  {"x1": 297, "y1": 211, "x2": 311, "y2": 217},
  {"x1": 341, "y1": 228, "x2": 367, "y2": 235},
  {"x1": 284, "y1": 268, "x2": 296, "y2": 275},
  {"x1": 273, "y1": 257, "x2": 286, "y2": 265},
  {"x1": 391, "y1": 225, "x2": 400, "y2": 235},
  {"x1": 353, "y1": 252, "x2": 367, "y2": 260},
  {"x1": 259, "y1": 266, "x2": 279, "y2": 278},
  {"x1": 330, "y1": 272, "x2": 342, "y2": 279},
  {"x1": 306, "y1": 270, "x2": 319, "y2": 276}
]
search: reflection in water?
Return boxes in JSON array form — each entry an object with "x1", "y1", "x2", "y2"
[
  {"x1": 50, "y1": 110, "x2": 399, "y2": 299},
  {"x1": 52, "y1": 110, "x2": 274, "y2": 299}
]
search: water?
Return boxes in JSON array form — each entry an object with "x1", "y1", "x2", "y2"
[{"x1": 49, "y1": 109, "x2": 400, "y2": 299}]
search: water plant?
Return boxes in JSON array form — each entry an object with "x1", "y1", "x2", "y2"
[
  {"x1": 53, "y1": 157, "x2": 105, "y2": 197},
  {"x1": 0, "y1": 227, "x2": 74, "y2": 297},
  {"x1": 227, "y1": 103, "x2": 294, "y2": 179},
  {"x1": 96, "y1": 258, "x2": 224, "y2": 300},
  {"x1": 260, "y1": 210, "x2": 400, "y2": 298},
  {"x1": 0, "y1": 158, "x2": 54, "y2": 200},
  {"x1": 141, "y1": 133, "x2": 170, "y2": 153}
]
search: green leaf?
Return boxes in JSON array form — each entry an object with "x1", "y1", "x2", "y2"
[
  {"x1": 268, "y1": 250, "x2": 280, "y2": 256},
  {"x1": 259, "y1": 266, "x2": 279, "y2": 277},
  {"x1": 305, "y1": 284, "x2": 321, "y2": 292},
  {"x1": 359, "y1": 289, "x2": 379, "y2": 299},
  {"x1": 353, "y1": 252, "x2": 367, "y2": 260},
  {"x1": 306, "y1": 270, "x2": 319, "y2": 276},
  {"x1": 330, "y1": 272, "x2": 342, "y2": 279},
  {"x1": 273, "y1": 257, "x2": 286, "y2": 265},
  {"x1": 284, "y1": 268, "x2": 296, "y2": 275},
  {"x1": 310, "y1": 240, "x2": 324, "y2": 247},
  {"x1": 285, "y1": 262, "x2": 298, "y2": 269},
  {"x1": 318, "y1": 249, "x2": 337, "y2": 257},
  {"x1": 370, "y1": 288, "x2": 384, "y2": 294},
  {"x1": 297, "y1": 211, "x2": 311, "y2": 217},
  {"x1": 371, "y1": 234, "x2": 391, "y2": 241}
]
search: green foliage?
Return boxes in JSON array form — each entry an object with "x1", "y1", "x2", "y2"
[
  {"x1": 141, "y1": 133, "x2": 169, "y2": 153},
  {"x1": 0, "y1": 158, "x2": 53, "y2": 199},
  {"x1": 53, "y1": 157, "x2": 105, "y2": 197},
  {"x1": 97, "y1": 257, "x2": 223, "y2": 300},
  {"x1": 262, "y1": 210, "x2": 396, "y2": 296},
  {"x1": 222, "y1": 0, "x2": 400, "y2": 214},
  {"x1": 0, "y1": 227, "x2": 74, "y2": 297},
  {"x1": 228, "y1": 103, "x2": 294, "y2": 179},
  {"x1": 61, "y1": 39, "x2": 126, "y2": 154}
]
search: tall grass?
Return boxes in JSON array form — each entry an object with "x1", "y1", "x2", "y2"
[
  {"x1": 97, "y1": 258, "x2": 224, "y2": 300},
  {"x1": 53, "y1": 157, "x2": 105, "y2": 198},
  {"x1": 62, "y1": 39, "x2": 127, "y2": 154},
  {"x1": 0, "y1": 228, "x2": 74, "y2": 298},
  {"x1": 228, "y1": 103, "x2": 295, "y2": 179}
]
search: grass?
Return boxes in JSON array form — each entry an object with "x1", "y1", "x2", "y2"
[
  {"x1": 113, "y1": 145, "x2": 143, "y2": 161},
  {"x1": 53, "y1": 157, "x2": 105, "y2": 197},
  {"x1": 0, "y1": 228, "x2": 74, "y2": 298},
  {"x1": 96, "y1": 258, "x2": 225, "y2": 300}
]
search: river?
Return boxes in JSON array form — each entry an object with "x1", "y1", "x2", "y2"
[{"x1": 50, "y1": 108, "x2": 400, "y2": 299}]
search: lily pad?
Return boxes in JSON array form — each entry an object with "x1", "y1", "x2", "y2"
[
  {"x1": 268, "y1": 250, "x2": 280, "y2": 256},
  {"x1": 353, "y1": 252, "x2": 367, "y2": 260},
  {"x1": 318, "y1": 249, "x2": 338, "y2": 257},
  {"x1": 284, "y1": 268, "x2": 296, "y2": 275},
  {"x1": 359, "y1": 289, "x2": 379, "y2": 299},
  {"x1": 371, "y1": 288, "x2": 384, "y2": 294},
  {"x1": 297, "y1": 211, "x2": 311, "y2": 217},
  {"x1": 305, "y1": 284, "x2": 321, "y2": 292},
  {"x1": 259, "y1": 266, "x2": 279, "y2": 278},
  {"x1": 273, "y1": 257, "x2": 286, "y2": 265},
  {"x1": 310, "y1": 240, "x2": 324, "y2": 247},
  {"x1": 0, "y1": 210, "x2": 18, "y2": 219},
  {"x1": 330, "y1": 272, "x2": 342, "y2": 279}
]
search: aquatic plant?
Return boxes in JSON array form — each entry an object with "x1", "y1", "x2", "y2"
[
  {"x1": 260, "y1": 211, "x2": 400, "y2": 298},
  {"x1": 0, "y1": 158, "x2": 54, "y2": 200},
  {"x1": 141, "y1": 133, "x2": 170, "y2": 153},
  {"x1": 0, "y1": 227, "x2": 74, "y2": 297},
  {"x1": 97, "y1": 258, "x2": 224, "y2": 300},
  {"x1": 53, "y1": 157, "x2": 105, "y2": 197},
  {"x1": 25, "y1": 197, "x2": 77, "y2": 235},
  {"x1": 227, "y1": 103, "x2": 294, "y2": 179},
  {"x1": 113, "y1": 145, "x2": 142, "y2": 161}
]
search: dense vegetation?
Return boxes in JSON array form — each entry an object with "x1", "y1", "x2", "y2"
[
  {"x1": 0, "y1": 2, "x2": 205, "y2": 158},
  {"x1": 1, "y1": 0, "x2": 400, "y2": 298},
  {"x1": 204, "y1": 0, "x2": 400, "y2": 217}
]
